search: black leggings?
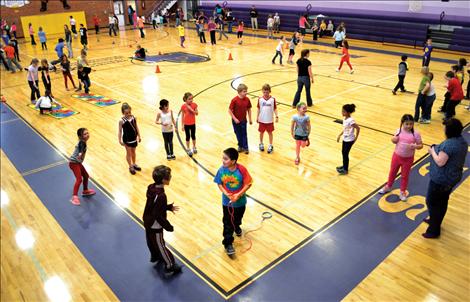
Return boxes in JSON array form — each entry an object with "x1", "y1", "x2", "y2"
[
  {"x1": 342, "y1": 141, "x2": 354, "y2": 171},
  {"x1": 28, "y1": 80, "x2": 41, "y2": 101},
  {"x1": 162, "y1": 132, "x2": 174, "y2": 155},
  {"x1": 184, "y1": 124, "x2": 196, "y2": 142},
  {"x1": 210, "y1": 31, "x2": 216, "y2": 44}
]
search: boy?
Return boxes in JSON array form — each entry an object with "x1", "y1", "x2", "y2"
[
  {"x1": 3, "y1": 42, "x2": 21, "y2": 73},
  {"x1": 77, "y1": 64, "x2": 91, "y2": 94},
  {"x1": 70, "y1": 16, "x2": 77, "y2": 38},
  {"x1": 414, "y1": 67, "x2": 430, "y2": 122},
  {"x1": 443, "y1": 71, "x2": 464, "y2": 121},
  {"x1": 229, "y1": 84, "x2": 252, "y2": 154},
  {"x1": 143, "y1": 165, "x2": 182, "y2": 275},
  {"x1": 214, "y1": 148, "x2": 253, "y2": 256},
  {"x1": 392, "y1": 55, "x2": 408, "y2": 95},
  {"x1": 422, "y1": 39, "x2": 432, "y2": 67},
  {"x1": 257, "y1": 84, "x2": 278, "y2": 153},
  {"x1": 79, "y1": 24, "x2": 88, "y2": 50},
  {"x1": 134, "y1": 44, "x2": 146, "y2": 59},
  {"x1": 177, "y1": 23, "x2": 185, "y2": 48}
]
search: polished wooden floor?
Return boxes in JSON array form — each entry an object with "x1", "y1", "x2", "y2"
[{"x1": 1, "y1": 24, "x2": 469, "y2": 300}]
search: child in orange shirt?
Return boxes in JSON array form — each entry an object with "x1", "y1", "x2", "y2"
[
  {"x1": 181, "y1": 92, "x2": 198, "y2": 156},
  {"x1": 336, "y1": 40, "x2": 354, "y2": 74}
]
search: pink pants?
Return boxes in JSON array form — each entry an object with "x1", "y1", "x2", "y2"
[
  {"x1": 69, "y1": 162, "x2": 89, "y2": 196},
  {"x1": 339, "y1": 56, "x2": 352, "y2": 70},
  {"x1": 386, "y1": 153, "x2": 414, "y2": 192}
]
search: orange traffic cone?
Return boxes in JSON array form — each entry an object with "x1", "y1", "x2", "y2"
[
  {"x1": 228, "y1": 53, "x2": 233, "y2": 60},
  {"x1": 158, "y1": 51, "x2": 162, "y2": 55},
  {"x1": 155, "y1": 65, "x2": 161, "y2": 73}
]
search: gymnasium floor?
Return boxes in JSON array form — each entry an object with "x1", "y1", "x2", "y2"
[{"x1": 1, "y1": 24, "x2": 469, "y2": 301}]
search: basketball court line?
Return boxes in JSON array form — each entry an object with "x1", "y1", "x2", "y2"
[{"x1": 21, "y1": 160, "x2": 68, "y2": 176}]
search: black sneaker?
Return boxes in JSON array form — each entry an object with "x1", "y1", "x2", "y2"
[
  {"x1": 164, "y1": 264, "x2": 182, "y2": 276},
  {"x1": 238, "y1": 147, "x2": 243, "y2": 152},
  {"x1": 225, "y1": 245, "x2": 235, "y2": 255},
  {"x1": 392, "y1": 90, "x2": 397, "y2": 95},
  {"x1": 171, "y1": 155, "x2": 176, "y2": 160},
  {"x1": 129, "y1": 167, "x2": 136, "y2": 175},
  {"x1": 337, "y1": 167, "x2": 348, "y2": 175},
  {"x1": 235, "y1": 228, "x2": 242, "y2": 237},
  {"x1": 133, "y1": 164, "x2": 142, "y2": 171},
  {"x1": 244, "y1": 149, "x2": 249, "y2": 154},
  {"x1": 167, "y1": 155, "x2": 171, "y2": 160},
  {"x1": 336, "y1": 166, "x2": 343, "y2": 172}
]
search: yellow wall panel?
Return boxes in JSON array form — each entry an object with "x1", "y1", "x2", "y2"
[{"x1": 20, "y1": 11, "x2": 86, "y2": 41}]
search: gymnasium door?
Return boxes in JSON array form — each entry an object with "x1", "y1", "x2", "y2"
[{"x1": 113, "y1": 0, "x2": 125, "y2": 27}]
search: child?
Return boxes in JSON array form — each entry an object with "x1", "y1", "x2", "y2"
[
  {"x1": 214, "y1": 148, "x2": 253, "y2": 256},
  {"x1": 177, "y1": 23, "x2": 185, "y2": 48},
  {"x1": 1, "y1": 29, "x2": 9, "y2": 46},
  {"x1": 35, "y1": 89, "x2": 61, "y2": 114},
  {"x1": 77, "y1": 64, "x2": 92, "y2": 94},
  {"x1": 333, "y1": 27, "x2": 345, "y2": 48},
  {"x1": 414, "y1": 67, "x2": 430, "y2": 122},
  {"x1": 64, "y1": 25, "x2": 73, "y2": 58},
  {"x1": 392, "y1": 55, "x2": 408, "y2": 95},
  {"x1": 27, "y1": 58, "x2": 41, "y2": 103},
  {"x1": 38, "y1": 27, "x2": 47, "y2": 50},
  {"x1": 336, "y1": 40, "x2": 353, "y2": 73},
  {"x1": 271, "y1": 36, "x2": 285, "y2": 65},
  {"x1": 39, "y1": 59, "x2": 52, "y2": 92},
  {"x1": 3, "y1": 42, "x2": 21, "y2": 73},
  {"x1": 273, "y1": 12, "x2": 280, "y2": 33},
  {"x1": 118, "y1": 103, "x2": 142, "y2": 174},
  {"x1": 287, "y1": 32, "x2": 300, "y2": 64},
  {"x1": 229, "y1": 84, "x2": 252, "y2": 154},
  {"x1": 10, "y1": 36, "x2": 20, "y2": 62},
  {"x1": 60, "y1": 54, "x2": 76, "y2": 91},
  {"x1": 134, "y1": 44, "x2": 146, "y2": 59},
  {"x1": 28, "y1": 23, "x2": 36, "y2": 45},
  {"x1": 196, "y1": 19, "x2": 206, "y2": 43},
  {"x1": 208, "y1": 17, "x2": 217, "y2": 45},
  {"x1": 181, "y1": 92, "x2": 198, "y2": 156},
  {"x1": 379, "y1": 114, "x2": 423, "y2": 201},
  {"x1": 422, "y1": 39, "x2": 432, "y2": 67},
  {"x1": 237, "y1": 20, "x2": 244, "y2": 45},
  {"x1": 420, "y1": 72, "x2": 435, "y2": 124},
  {"x1": 142, "y1": 165, "x2": 181, "y2": 275},
  {"x1": 319, "y1": 20, "x2": 326, "y2": 37},
  {"x1": 92, "y1": 14, "x2": 100, "y2": 35},
  {"x1": 69, "y1": 128, "x2": 96, "y2": 205},
  {"x1": 70, "y1": 16, "x2": 77, "y2": 38},
  {"x1": 75, "y1": 49, "x2": 89, "y2": 91},
  {"x1": 138, "y1": 16, "x2": 145, "y2": 38},
  {"x1": 257, "y1": 84, "x2": 278, "y2": 153},
  {"x1": 443, "y1": 71, "x2": 464, "y2": 121},
  {"x1": 336, "y1": 104, "x2": 360, "y2": 175},
  {"x1": 79, "y1": 24, "x2": 88, "y2": 49},
  {"x1": 10, "y1": 22, "x2": 17, "y2": 39},
  {"x1": 267, "y1": 14, "x2": 274, "y2": 39},
  {"x1": 155, "y1": 99, "x2": 176, "y2": 160},
  {"x1": 291, "y1": 102, "x2": 311, "y2": 165}
]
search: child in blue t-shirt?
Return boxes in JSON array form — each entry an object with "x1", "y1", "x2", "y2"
[
  {"x1": 214, "y1": 147, "x2": 253, "y2": 256},
  {"x1": 422, "y1": 39, "x2": 432, "y2": 67}
]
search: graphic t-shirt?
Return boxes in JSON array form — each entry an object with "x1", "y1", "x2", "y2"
[
  {"x1": 257, "y1": 96, "x2": 276, "y2": 123},
  {"x1": 214, "y1": 164, "x2": 252, "y2": 207},
  {"x1": 423, "y1": 44, "x2": 433, "y2": 58},
  {"x1": 292, "y1": 114, "x2": 310, "y2": 137},
  {"x1": 343, "y1": 117, "x2": 356, "y2": 142}
]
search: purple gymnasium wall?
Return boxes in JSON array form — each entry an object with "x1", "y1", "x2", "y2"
[{"x1": 199, "y1": 0, "x2": 470, "y2": 25}]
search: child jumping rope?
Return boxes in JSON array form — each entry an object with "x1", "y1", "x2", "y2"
[
  {"x1": 69, "y1": 128, "x2": 95, "y2": 205},
  {"x1": 336, "y1": 104, "x2": 360, "y2": 175},
  {"x1": 181, "y1": 92, "x2": 198, "y2": 156},
  {"x1": 214, "y1": 148, "x2": 253, "y2": 256},
  {"x1": 118, "y1": 103, "x2": 142, "y2": 175},
  {"x1": 379, "y1": 114, "x2": 423, "y2": 201},
  {"x1": 257, "y1": 84, "x2": 278, "y2": 153},
  {"x1": 155, "y1": 99, "x2": 176, "y2": 160},
  {"x1": 336, "y1": 40, "x2": 353, "y2": 74},
  {"x1": 291, "y1": 102, "x2": 311, "y2": 165}
]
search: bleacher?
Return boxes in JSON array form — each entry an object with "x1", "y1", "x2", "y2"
[{"x1": 450, "y1": 28, "x2": 470, "y2": 53}]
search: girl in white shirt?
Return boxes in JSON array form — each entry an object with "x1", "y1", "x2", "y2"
[
  {"x1": 271, "y1": 36, "x2": 285, "y2": 65},
  {"x1": 336, "y1": 104, "x2": 360, "y2": 174},
  {"x1": 35, "y1": 89, "x2": 61, "y2": 114},
  {"x1": 155, "y1": 99, "x2": 177, "y2": 160},
  {"x1": 267, "y1": 15, "x2": 274, "y2": 39}
]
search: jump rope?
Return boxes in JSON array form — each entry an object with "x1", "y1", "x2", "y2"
[{"x1": 227, "y1": 202, "x2": 272, "y2": 253}]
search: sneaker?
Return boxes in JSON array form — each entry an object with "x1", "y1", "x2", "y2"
[
  {"x1": 392, "y1": 90, "x2": 397, "y2": 95},
  {"x1": 336, "y1": 68, "x2": 340, "y2": 72},
  {"x1": 225, "y1": 245, "x2": 235, "y2": 255},
  {"x1": 70, "y1": 195, "x2": 81, "y2": 205},
  {"x1": 192, "y1": 148, "x2": 197, "y2": 154},
  {"x1": 133, "y1": 164, "x2": 142, "y2": 171},
  {"x1": 244, "y1": 149, "x2": 249, "y2": 154},
  {"x1": 421, "y1": 119, "x2": 431, "y2": 124},
  {"x1": 337, "y1": 167, "x2": 348, "y2": 175},
  {"x1": 82, "y1": 189, "x2": 96, "y2": 196},
  {"x1": 75, "y1": 88, "x2": 81, "y2": 92},
  {"x1": 399, "y1": 191, "x2": 408, "y2": 201},
  {"x1": 171, "y1": 154, "x2": 176, "y2": 160},
  {"x1": 423, "y1": 218, "x2": 430, "y2": 224},
  {"x1": 267, "y1": 145, "x2": 273, "y2": 154},
  {"x1": 164, "y1": 264, "x2": 182, "y2": 276},
  {"x1": 238, "y1": 147, "x2": 243, "y2": 152},
  {"x1": 167, "y1": 155, "x2": 172, "y2": 160},
  {"x1": 259, "y1": 143, "x2": 265, "y2": 152},
  {"x1": 418, "y1": 118, "x2": 424, "y2": 123},
  {"x1": 401, "y1": 89, "x2": 407, "y2": 93},
  {"x1": 129, "y1": 167, "x2": 136, "y2": 175},
  {"x1": 422, "y1": 232, "x2": 439, "y2": 239},
  {"x1": 235, "y1": 228, "x2": 242, "y2": 237},
  {"x1": 272, "y1": 61, "x2": 275, "y2": 64},
  {"x1": 187, "y1": 149, "x2": 193, "y2": 157},
  {"x1": 336, "y1": 166, "x2": 343, "y2": 172},
  {"x1": 350, "y1": 69, "x2": 354, "y2": 74},
  {"x1": 378, "y1": 186, "x2": 391, "y2": 194}
]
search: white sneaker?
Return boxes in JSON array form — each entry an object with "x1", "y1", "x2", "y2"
[
  {"x1": 259, "y1": 143, "x2": 265, "y2": 151},
  {"x1": 267, "y1": 144, "x2": 273, "y2": 154},
  {"x1": 399, "y1": 191, "x2": 408, "y2": 201},
  {"x1": 379, "y1": 186, "x2": 391, "y2": 194},
  {"x1": 193, "y1": 147, "x2": 198, "y2": 154},
  {"x1": 336, "y1": 68, "x2": 340, "y2": 72},
  {"x1": 350, "y1": 69, "x2": 354, "y2": 74}
]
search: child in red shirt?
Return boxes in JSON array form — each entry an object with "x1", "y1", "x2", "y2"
[
  {"x1": 229, "y1": 84, "x2": 252, "y2": 154},
  {"x1": 92, "y1": 15, "x2": 100, "y2": 35},
  {"x1": 337, "y1": 40, "x2": 353, "y2": 74},
  {"x1": 444, "y1": 71, "x2": 464, "y2": 120},
  {"x1": 181, "y1": 92, "x2": 198, "y2": 156}
]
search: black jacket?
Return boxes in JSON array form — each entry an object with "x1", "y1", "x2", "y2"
[{"x1": 142, "y1": 184, "x2": 174, "y2": 231}]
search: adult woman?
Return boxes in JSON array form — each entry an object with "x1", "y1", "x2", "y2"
[
  {"x1": 292, "y1": 49, "x2": 314, "y2": 107},
  {"x1": 424, "y1": 118, "x2": 467, "y2": 238}
]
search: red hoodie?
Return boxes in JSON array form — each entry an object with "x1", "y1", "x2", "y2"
[{"x1": 142, "y1": 184, "x2": 174, "y2": 231}]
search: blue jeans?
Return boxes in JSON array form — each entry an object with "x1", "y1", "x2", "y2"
[
  {"x1": 422, "y1": 94, "x2": 436, "y2": 120},
  {"x1": 293, "y1": 76, "x2": 313, "y2": 107},
  {"x1": 232, "y1": 120, "x2": 248, "y2": 150},
  {"x1": 228, "y1": 21, "x2": 233, "y2": 33},
  {"x1": 425, "y1": 180, "x2": 453, "y2": 236},
  {"x1": 414, "y1": 93, "x2": 425, "y2": 121},
  {"x1": 82, "y1": 78, "x2": 91, "y2": 93}
]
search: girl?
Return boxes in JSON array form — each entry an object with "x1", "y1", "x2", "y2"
[
  {"x1": 29, "y1": 23, "x2": 36, "y2": 45},
  {"x1": 60, "y1": 54, "x2": 76, "y2": 91},
  {"x1": 181, "y1": 92, "x2": 198, "y2": 156},
  {"x1": 237, "y1": 20, "x2": 244, "y2": 45},
  {"x1": 291, "y1": 102, "x2": 311, "y2": 165},
  {"x1": 287, "y1": 32, "x2": 300, "y2": 64},
  {"x1": 379, "y1": 114, "x2": 423, "y2": 201},
  {"x1": 155, "y1": 99, "x2": 176, "y2": 160},
  {"x1": 118, "y1": 103, "x2": 142, "y2": 175},
  {"x1": 336, "y1": 104, "x2": 360, "y2": 175},
  {"x1": 75, "y1": 49, "x2": 89, "y2": 91},
  {"x1": 196, "y1": 19, "x2": 206, "y2": 44},
  {"x1": 27, "y1": 58, "x2": 40, "y2": 103},
  {"x1": 35, "y1": 90, "x2": 61, "y2": 114},
  {"x1": 208, "y1": 17, "x2": 217, "y2": 45},
  {"x1": 38, "y1": 27, "x2": 47, "y2": 50},
  {"x1": 267, "y1": 14, "x2": 274, "y2": 39},
  {"x1": 337, "y1": 40, "x2": 353, "y2": 74},
  {"x1": 10, "y1": 22, "x2": 17, "y2": 39},
  {"x1": 257, "y1": 84, "x2": 278, "y2": 153},
  {"x1": 64, "y1": 25, "x2": 73, "y2": 58},
  {"x1": 38, "y1": 59, "x2": 52, "y2": 93},
  {"x1": 69, "y1": 128, "x2": 96, "y2": 206},
  {"x1": 333, "y1": 27, "x2": 345, "y2": 48},
  {"x1": 271, "y1": 36, "x2": 285, "y2": 65}
]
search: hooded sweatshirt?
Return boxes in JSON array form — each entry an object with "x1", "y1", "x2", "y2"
[{"x1": 142, "y1": 184, "x2": 174, "y2": 231}]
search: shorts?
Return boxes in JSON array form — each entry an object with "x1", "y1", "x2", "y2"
[
  {"x1": 125, "y1": 141, "x2": 138, "y2": 148},
  {"x1": 289, "y1": 49, "x2": 295, "y2": 56},
  {"x1": 294, "y1": 135, "x2": 308, "y2": 141},
  {"x1": 258, "y1": 122, "x2": 274, "y2": 133},
  {"x1": 237, "y1": 31, "x2": 243, "y2": 38},
  {"x1": 299, "y1": 28, "x2": 306, "y2": 36}
]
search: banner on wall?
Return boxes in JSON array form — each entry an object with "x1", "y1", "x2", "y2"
[
  {"x1": 408, "y1": 0, "x2": 423, "y2": 12},
  {"x1": 0, "y1": 0, "x2": 30, "y2": 8}
]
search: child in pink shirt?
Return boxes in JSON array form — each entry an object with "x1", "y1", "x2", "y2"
[{"x1": 379, "y1": 114, "x2": 423, "y2": 200}]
